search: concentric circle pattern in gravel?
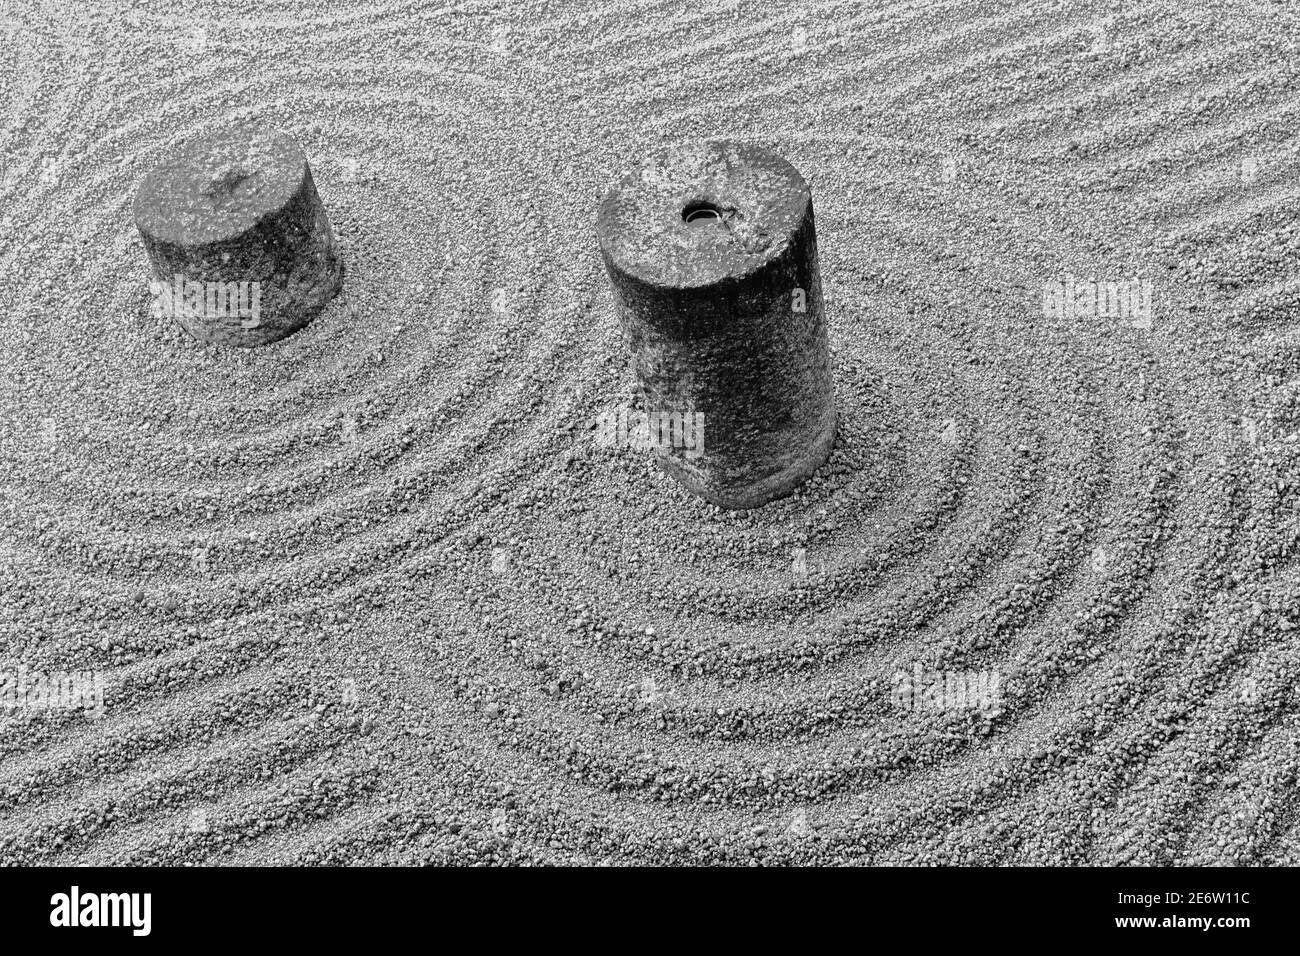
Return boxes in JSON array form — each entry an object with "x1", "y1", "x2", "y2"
[{"x1": 1, "y1": 0, "x2": 1299, "y2": 865}]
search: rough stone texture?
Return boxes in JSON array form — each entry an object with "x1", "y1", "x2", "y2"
[
  {"x1": 4, "y1": 0, "x2": 1300, "y2": 870},
  {"x1": 133, "y1": 127, "x2": 343, "y2": 347},
  {"x1": 597, "y1": 141, "x2": 836, "y2": 508}
]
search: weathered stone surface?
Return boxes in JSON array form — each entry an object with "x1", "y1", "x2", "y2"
[
  {"x1": 597, "y1": 141, "x2": 835, "y2": 508},
  {"x1": 133, "y1": 127, "x2": 343, "y2": 347}
]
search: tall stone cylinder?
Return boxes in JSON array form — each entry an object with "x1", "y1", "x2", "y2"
[
  {"x1": 596, "y1": 141, "x2": 835, "y2": 509},
  {"x1": 133, "y1": 127, "x2": 343, "y2": 347}
]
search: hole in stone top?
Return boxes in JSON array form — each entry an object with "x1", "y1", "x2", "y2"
[
  {"x1": 204, "y1": 163, "x2": 256, "y2": 200},
  {"x1": 682, "y1": 201, "x2": 722, "y2": 226}
]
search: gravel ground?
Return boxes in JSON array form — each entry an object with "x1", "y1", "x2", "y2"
[{"x1": 1, "y1": 0, "x2": 1299, "y2": 865}]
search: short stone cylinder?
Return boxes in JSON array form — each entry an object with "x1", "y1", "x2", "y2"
[
  {"x1": 133, "y1": 127, "x2": 343, "y2": 347},
  {"x1": 596, "y1": 141, "x2": 835, "y2": 509}
]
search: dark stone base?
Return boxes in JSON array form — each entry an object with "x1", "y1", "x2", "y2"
[
  {"x1": 134, "y1": 127, "x2": 343, "y2": 347},
  {"x1": 598, "y1": 141, "x2": 836, "y2": 508}
]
